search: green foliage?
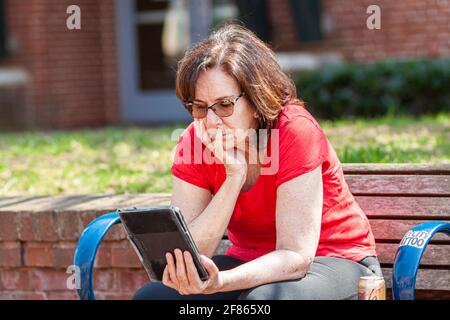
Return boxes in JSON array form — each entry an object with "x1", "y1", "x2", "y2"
[
  {"x1": 296, "y1": 58, "x2": 450, "y2": 119},
  {"x1": 0, "y1": 114, "x2": 448, "y2": 195}
]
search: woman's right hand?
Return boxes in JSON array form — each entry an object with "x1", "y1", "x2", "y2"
[{"x1": 194, "y1": 119, "x2": 247, "y2": 182}]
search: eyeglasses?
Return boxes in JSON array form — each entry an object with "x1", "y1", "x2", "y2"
[{"x1": 183, "y1": 92, "x2": 245, "y2": 119}]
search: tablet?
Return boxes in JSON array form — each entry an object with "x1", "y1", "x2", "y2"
[{"x1": 117, "y1": 205, "x2": 209, "y2": 282}]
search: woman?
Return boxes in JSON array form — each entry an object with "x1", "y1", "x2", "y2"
[{"x1": 134, "y1": 24, "x2": 381, "y2": 300}]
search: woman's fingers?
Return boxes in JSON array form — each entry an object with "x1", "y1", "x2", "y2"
[
  {"x1": 200, "y1": 255, "x2": 219, "y2": 277},
  {"x1": 222, "y1": 134, "x2": 237, "y2": 151},
  {"x1": 174, "y1": 249, "x2": 190, "y2": 288},
  {"x1": 195, "y1": 120, "x2": 251, "y2": 170},
  {"x1": 162, "y1": 265, "x2": 176, "y2": 290},
  {"x1": 183, "y1": 251, "x2": 203, "y2": 288},
  {"x1": 196, "y1": 120, "x2": 217, "y2": 156},
  {"x1": 165, "y1": 252, "x2": 178, "y2": 286}
]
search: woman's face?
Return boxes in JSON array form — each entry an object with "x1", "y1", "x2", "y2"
[{"x1": 194, "y1": 67, "x2": 258, "y2": 136}]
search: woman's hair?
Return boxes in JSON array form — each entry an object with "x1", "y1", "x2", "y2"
[{"x1": 176, "y1": 23, "x2": 302, "y2": 131}]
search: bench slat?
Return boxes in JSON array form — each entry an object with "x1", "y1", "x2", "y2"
[
  {"x1": 215, "y1": 240, "x2": 450, "y2": 291},
  {"x1": 370, "y1": 219, "x2": 450, "y2": 242},
  {"x1": 382, "y1": 268, "x2": 450, "y2": 291},
  {"x1": 376, "y1": 243, "x2": 450, "y2": 266},
  {"x1": 343, "y1": 163, "x2": 450, "y2": 175},
  {"x1": 220, "y1": 219, "x2": 450, "y2": 243},
  {"x1": 216, "y1": 240, "x2": 450, "y2": 266},
  {"x1": 356, "y1": 196, "x2": 450, "y2": 219},
  {"x1": 346, "y1": 175, "x2": 450, "y2": 196}
]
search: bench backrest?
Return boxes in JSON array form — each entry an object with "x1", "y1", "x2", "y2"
[{"x1": 216, "y1": 164, "x2": 450, "y2": 299}]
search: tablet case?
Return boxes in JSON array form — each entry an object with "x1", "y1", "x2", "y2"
[{"x1": 116, "y1": 205, "x2": 209, "y2": 282}]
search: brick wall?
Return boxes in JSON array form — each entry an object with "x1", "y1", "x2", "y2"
[
  {"x1": 0, "y1": 195, "x2": 172, "y2": 300},
  {"x1": 267, "y1": 0, "x2": 450, "y2": 61},
  {"x1": 2, "y1": 0, "x2": 119, "y2": 129}
]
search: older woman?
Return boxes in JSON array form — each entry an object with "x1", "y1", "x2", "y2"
[{"x1": 133, "y1": 24, "x2": 381, "y2": 300}]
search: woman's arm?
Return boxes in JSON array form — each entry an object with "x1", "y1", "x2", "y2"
[
  {"x1": 171, "y1": 172, "x2": 246, "y2": 258},
  {"x1": 219, "y1": 164, "x2": 323, "y2": 292}
]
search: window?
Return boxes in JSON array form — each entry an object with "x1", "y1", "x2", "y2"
[
  {"x1": 236, "y1": 0, "x2": 271, "y2": 42},
  {"x1": 135, "y1": 0, "x2": 179, "y2": 90},
  {"x1": 290, "y1": 0, "x2": 322, "y2": 42}
]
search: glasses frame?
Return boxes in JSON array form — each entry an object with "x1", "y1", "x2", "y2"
[{"x1": 183, "y1": 92, "x2": 245, "y2": 118}]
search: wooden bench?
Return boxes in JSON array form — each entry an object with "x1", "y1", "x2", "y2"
[
  {"x1": 75, "y1": 163, "x2": 450, "y2": 299},
  {"x1": 213, "y1": 164, "x2": 450, "y2": 299}
]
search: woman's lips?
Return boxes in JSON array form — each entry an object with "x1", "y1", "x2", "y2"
[
  {"x1": 210, "y1": 133, "x2": 230, "y2": 139},
  {"x1": 208, "y1": 129, "x2": 232, "y2": 138}
]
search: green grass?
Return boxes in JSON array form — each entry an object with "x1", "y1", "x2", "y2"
[{"x1": 0, "y1": 113, "x2": 448, "y2": 196}]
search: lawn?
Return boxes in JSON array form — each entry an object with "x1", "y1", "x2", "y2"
[{"x1": 0, "y1": 113, "x2": 448, "y2": 196}]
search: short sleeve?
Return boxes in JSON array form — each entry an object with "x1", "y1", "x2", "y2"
[
  {"x1": 171, "y1": 124, "x2": 212, "y2": 191},
  {"x1": 275, "y1": 115, "x2": 328, "y2": 188}
]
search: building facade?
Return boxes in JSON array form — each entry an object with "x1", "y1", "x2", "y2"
[{"x1": 0, "y1": 0, "x2": 448, "y2": 130}]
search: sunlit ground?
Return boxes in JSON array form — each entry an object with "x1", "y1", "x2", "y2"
[{"x1": 0, "y1": 113, "x2": 448, "y2": 196}]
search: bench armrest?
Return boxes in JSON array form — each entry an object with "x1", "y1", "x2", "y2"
[
  {"x1": 392, "y1": 221, "x2": 450, "y2": 300},
  {"x1": 73, "y1": 212, "x2": 121, "y2": 300}
]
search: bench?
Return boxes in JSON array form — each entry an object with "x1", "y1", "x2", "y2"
[{"x1": 74, "y1": 164, "x2": 450, "y2": 300}]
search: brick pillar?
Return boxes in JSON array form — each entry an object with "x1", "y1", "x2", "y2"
[{"x1": 3, "y1": 0, "x2": 120, "y2": 129}]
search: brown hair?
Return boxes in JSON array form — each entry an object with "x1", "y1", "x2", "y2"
[{"x1": 176, "y1": 23, "x2": 302, "y2": 132}]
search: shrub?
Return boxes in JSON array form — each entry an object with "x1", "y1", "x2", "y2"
[{"x1": 295, "y1": 58, "x2": 450, "y2": 119}]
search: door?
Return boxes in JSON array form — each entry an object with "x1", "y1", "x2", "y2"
[{"x1": 115, "y1": 0, "x2": 191, "y2": 124}]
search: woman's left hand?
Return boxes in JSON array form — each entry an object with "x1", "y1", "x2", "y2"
[{"x1": 162, "y1": 249, "x2": 224, "y2": 295}]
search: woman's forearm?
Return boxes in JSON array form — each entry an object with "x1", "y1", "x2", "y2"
[
  {"x1": 188, "y1": 174, "x2": 245, "y2": 257},
  {"x1": 219, "y1": 249, "x2": 312, "y2": 292}
]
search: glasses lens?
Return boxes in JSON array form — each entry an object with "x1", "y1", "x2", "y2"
[
  {"x1": 191, "y1": 104, "x2": 207, "y2": 118},
  {"x1": 215, "y1": 100, "x2": 234, "y2": 117}
]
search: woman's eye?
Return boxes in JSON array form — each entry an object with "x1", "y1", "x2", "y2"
[{"x1": 220, "y1": 100, "x2": 232, "y2": 106}]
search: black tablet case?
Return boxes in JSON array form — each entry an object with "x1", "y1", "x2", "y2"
[{"x1": 117, "y1": 206, "x2": 209, "y2": 282}]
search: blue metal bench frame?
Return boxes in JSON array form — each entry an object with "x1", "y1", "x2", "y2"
[
  {"x1": 74, "y1": 213, "x2": 450, "y2": 300},
  {"x1": 73, "y1": 212, "x2": 120, "y2": 300},
  {"x1": 392, "y1": 221, "x2": 450, "y2": 300}
]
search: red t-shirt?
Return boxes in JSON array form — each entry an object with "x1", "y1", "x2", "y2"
[{"x1": 171, "y1": 103, "x2": 377, "y2": 263}]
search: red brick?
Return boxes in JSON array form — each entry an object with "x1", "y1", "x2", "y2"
[
  {"x1": 117, "y1": 270, "x2": 149, "y2": 292},
  {"x1": 0, "y1": 269, "x2": 31, "y2": 290},
  {"x1": 57, "y1": 211, "x2": 82, "y2": 240},
  {"x1": 103, "y1": 224, "x2": 127, "y2": 241},
  {"x1": 94, "y1": 242, "x2": 112, "y2": 268},
  {"x1": 0, "y1": 213, "x2": 18, "y2": 241},
  {"x1": 37, "y1": 212, "x2": 59, "y2": 241},
  {"x1": 17, "y1": 213, "x2": 37, "y2": 241},
  {"x1": 80, "y1": 212, "x2": 99, "y2": 230},
  {"x1": 0, "y1": 292, "x2": 13, "y2": 299},
  {"x1": 53, "y1": 242, "x2": 76, "y2": 268},
  {"x1": 0, "y1": 242, "x2": 22, "y2": 267},
  {"x1": 11, "y1": 291, "x2": 47, "y2": 300},
  {"x1": 111, "y1": 242, "x2": 142, "y2": 268},
  {"x1": 93, "y1": 270, "x2": 117, "y2": 291},
  {"x1": 31, "y1": 269, "x2": 71, "y2": 291},
  {"x1": 95, "y1": 292, "x2": 133, "y2": 300},
  {"x1": 45, "y1": 291, "x2": 79, "y2": 300},
  {"x1": 24, "y1": 242, "x2": 54, "y2": 267}
]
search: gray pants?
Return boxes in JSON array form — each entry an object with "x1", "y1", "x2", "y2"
[{"x1": 133, "y1": 255, "x2": 382, "y2": 300}]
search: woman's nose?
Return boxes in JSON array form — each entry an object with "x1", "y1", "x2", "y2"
[{"x1": 206, "y1": 108, "x2": 222, "y2": 126}]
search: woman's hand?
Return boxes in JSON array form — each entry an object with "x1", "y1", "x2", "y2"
[
  {"x1": 194, "y1": 119, "x2": 247, "y2": 180},
  {"x1": 162, "y1": 249, "x2": 224, "y2": 295}
]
